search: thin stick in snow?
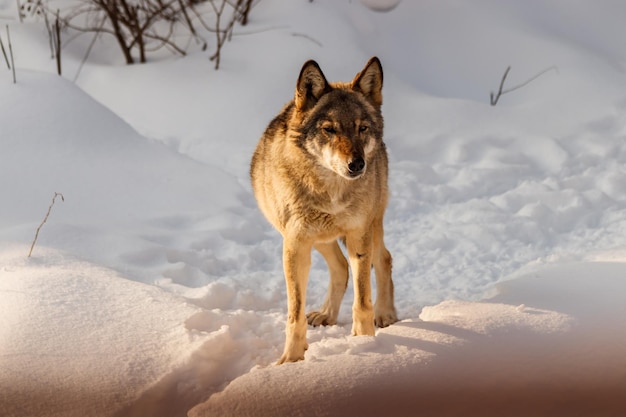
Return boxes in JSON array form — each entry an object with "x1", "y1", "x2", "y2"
[
  {"x1": 0, "y1": 32, "x2": 9, "y2": 70},
  {"x1": 16, "y1": 0, "x2": 23, "y2": 23},
  {"x1": 53, "y1": 10, "x2": 61, "y2": 75},
  {"x1": 6, "y1": 25, "x2": 16, "y2": 83},
  {"x1": 490, "y1": 66, "x2": 511, "y2": 106},
  {"x1": 490, "y1": 65, "x2": 559, "y2": 106},
  {"x1": 74, "y1": 16, "x2": 106, "y2": 83},
  {"x1": 28, "y1": 192, "x2": 65, "y2": 258}
]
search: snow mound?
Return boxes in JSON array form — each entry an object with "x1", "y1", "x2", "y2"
[
  {"x1": 0, "y1": 71, "x2": 246, "y2": 283},
  {"x1": 190, "y1": 260, "x2": 626, "y2": 417},
  {"x1": 0, "y1": 244, "x2": 208, "y2": 417}
]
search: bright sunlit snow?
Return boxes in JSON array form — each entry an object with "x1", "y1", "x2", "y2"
[{"x1": 1, "y1": 0, "x2": 626, "y2": 416}]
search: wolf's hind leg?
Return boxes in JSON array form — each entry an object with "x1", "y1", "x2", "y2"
[
  {"x1": 307, "y1": 241, "x2": 349, "y2": 326},
  {"x1": 372, "y1": 218, "x2": 398, "y2": 327}
]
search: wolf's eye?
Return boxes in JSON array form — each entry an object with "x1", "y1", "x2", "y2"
[
  {"x1": 323, "y1": 126, "x2": 336, "y2": 134},
  {"x1": 359, "y1": 125, "x2": 369, "y2": 133}
]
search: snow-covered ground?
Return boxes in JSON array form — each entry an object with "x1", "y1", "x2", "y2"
[{"x1": 2, "y1": 1, "x2": 626, "y2": 416}]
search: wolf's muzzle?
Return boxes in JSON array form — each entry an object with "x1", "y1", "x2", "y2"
[{"x1": 348, "y1": 157, "x2": 366, "y2": 177}]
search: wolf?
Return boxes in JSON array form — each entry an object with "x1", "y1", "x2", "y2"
[{"x1": 250, "y1": 57, "x2": 398, "y2": 364}]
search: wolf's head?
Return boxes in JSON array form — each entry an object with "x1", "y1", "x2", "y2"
[{"x1": 292, "y1": 57, "x2": 384, "y2": 180}]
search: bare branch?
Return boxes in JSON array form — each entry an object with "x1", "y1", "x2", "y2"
[
  {"x1": 490, "y1": 66, "x2": 510, "y2": 106},
  {"x1": 61, "y1": 0, "x2": 256, "y2": 65},
  {"x1": 53, "y1": 10, "x2": 61, "y2": 75},
  {"x1": 28, "y1": 192, "x2": 65, "y2": 258},
  {"x1": 74, "y1": 15, "x2": 106, "y2": 82},
  {"x1": 6, "y1": 25, "x2": 16, "y2": 83},
  {"x1": 491, "y1": 65, "x2": 559, "y2": 106},
  {"x1": 0, "y1": 31, "x2": 10, "y2": 70},
  {"x1": 501, "y1": 66, "x2": 559, "y2": 95},
  {"x1": 16, "y1": 0, "x2": 23, "y2": 23}
]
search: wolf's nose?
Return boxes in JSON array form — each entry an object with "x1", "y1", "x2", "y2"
[{"x1": 348, "y1": 157, "x2": 365, "y2": 175}]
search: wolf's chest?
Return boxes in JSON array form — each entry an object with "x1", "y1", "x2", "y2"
[{"x1": 306, "y1": 192, "x2": 368, "y2": 231}]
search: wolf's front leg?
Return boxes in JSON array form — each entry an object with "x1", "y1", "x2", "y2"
[
  {"x1": 278, "y1": 237, "x2": 312, "y2": 364},
  {"x1": 346, "y1": 231, "x2": 375, "y2": 336},
  {"x1": 372, "y1": 218, "x2": 398, "y2": 327}
]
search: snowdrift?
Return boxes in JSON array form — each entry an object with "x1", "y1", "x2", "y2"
[
  {"x1": 0, "y1": 245, "x2": 209, "y2": 417},
  {"x1": 190, "y1": 260, "x2": 626, "y2": 417},
  {"x1": 2, "y1": 244, "x2": 624, "y2": 417},
  {"x1": 0, "y1": 71, "x2": 245, "y2": 282}
]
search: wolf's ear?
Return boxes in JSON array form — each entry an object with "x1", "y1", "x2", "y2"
[
  {"x1": 351, "y1": 57, "x2": 383, "y2": 107},
  {"x1": 295, "y1": 60, "x2": 331, "y2": 111}
]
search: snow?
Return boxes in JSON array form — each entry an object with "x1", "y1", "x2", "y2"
[
  {"x1": 2, "y1": 0, "x2": 626, "y2": 416},
  {"x1": 0, "y1": 245, "x2": 209, "y2": 417},
  {"x1": 192, "y1": 261, "x2": 626, "y2": 417}
]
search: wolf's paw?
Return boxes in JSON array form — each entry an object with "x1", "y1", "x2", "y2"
[
  {"x1": 375, "y1": 308, "x2": 398, "y2": 328},
  {"x1": 351, "y1": 319, "x2": 375, "y2": 336},
  {"x1": 276, "y1": 342, "x2": 308, "y2": 365},
  {"x1": 306, "y1": 311, "x2": 337, "y2": 327}
]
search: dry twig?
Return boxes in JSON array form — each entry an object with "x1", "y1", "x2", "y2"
[
  {"x1": 6, "y1": 25, "x2": 16, "y2": 83},
  {"x1": 490, "y1": 65, "x2": 559, "y2": 106},
  {"x1": 0, "y1": 32, "x2": 9, "y2": 70},
  {"x1": 28, "y1": 192, "x2": 65, "y2": 258}
]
